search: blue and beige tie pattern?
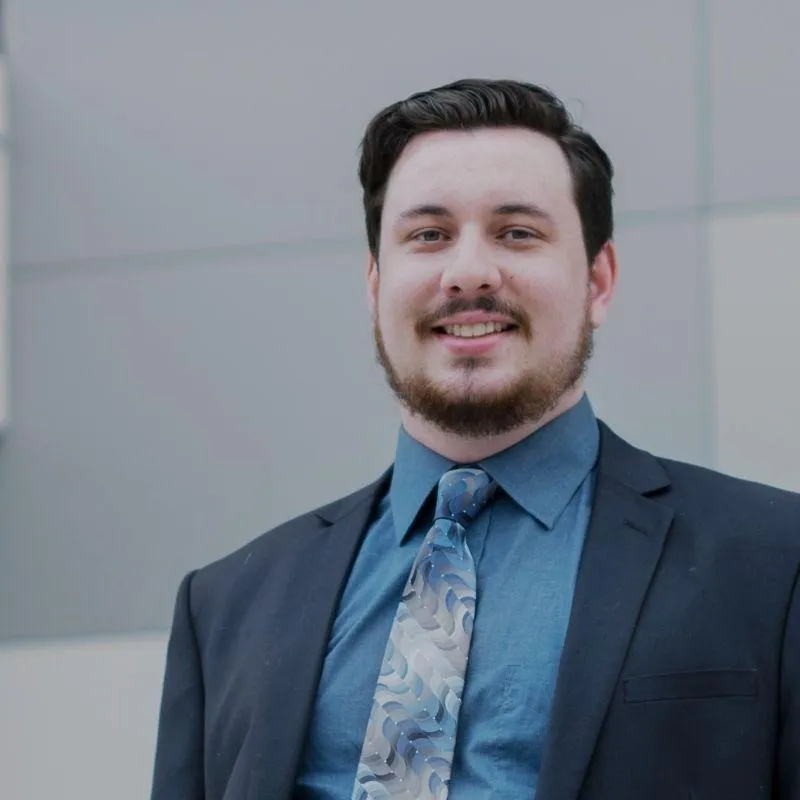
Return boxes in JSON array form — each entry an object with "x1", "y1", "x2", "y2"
[{"x1": 353, "y1": 468, "x2": 497, "y2": 799}]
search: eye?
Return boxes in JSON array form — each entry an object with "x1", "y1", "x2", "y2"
[
  {"x1": 500, "y1": 227, "x2": 539, "y2": 242},
  {"x1": 411, "y1": 229, "x2": 449, "y2": 244}
]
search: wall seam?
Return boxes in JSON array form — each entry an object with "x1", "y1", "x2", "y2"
[
  {"x1": 695, "y1": 0, "x2": 716, "y2": 469},
  {"x1": 13, "y1": 195, "x2": 800, "y2": 285}
]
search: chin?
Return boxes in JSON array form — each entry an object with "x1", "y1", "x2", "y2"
[
  {"x1": 438, "y1": 363, "x2": 515, "y2": 386},
  {"x1": 430, "y1": 375, "x2": 514, "y2": 401}
]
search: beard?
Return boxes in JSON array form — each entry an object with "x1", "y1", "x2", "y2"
[{"x1": 374, "y1": 299, "x2": 594, "y2": 438}]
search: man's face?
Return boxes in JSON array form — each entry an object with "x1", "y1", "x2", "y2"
[{"x1": 368, "y1": 127, "x2": 614, "y2": 437}]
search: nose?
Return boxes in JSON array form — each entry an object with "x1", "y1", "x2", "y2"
[{"x1": 440, "y1": 239, "x2": 502, "y2": 298}]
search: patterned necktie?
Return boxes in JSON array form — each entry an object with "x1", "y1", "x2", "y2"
[{"x1": 353, "y1": 467, "x2": 497, "y2": 800}]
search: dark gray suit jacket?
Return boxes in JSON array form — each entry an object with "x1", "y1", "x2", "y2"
[{"x1": 151, "y1": 422, "x2": 800, "y2": 799}]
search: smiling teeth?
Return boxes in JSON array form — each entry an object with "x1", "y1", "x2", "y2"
[{"x1": 444, "y1": 322, "x2": 510, "y2": 338}]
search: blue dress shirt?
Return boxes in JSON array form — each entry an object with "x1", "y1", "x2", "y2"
[{"x1": 295, "y1": 395, "x2": 599, "y2": 799}]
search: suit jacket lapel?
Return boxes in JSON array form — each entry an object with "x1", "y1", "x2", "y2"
[
  {"x1": 537, "y1": 425, "x2": 674, "y2": 800},
  {"x1": 248, "y1": 470, "x2": 390, "y2": 800}
]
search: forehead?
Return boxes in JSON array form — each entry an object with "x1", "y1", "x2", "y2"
[{"x1": 382, "y1": 127, "x2": 576, "y2": 220}]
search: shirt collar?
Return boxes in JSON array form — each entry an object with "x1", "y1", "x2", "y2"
[{"x1": 389, "y1": 394, "x2": 599, "y2": 543}]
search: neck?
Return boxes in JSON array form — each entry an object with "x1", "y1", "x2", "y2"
[{"x1": 400, "y1": 384, "x2": 585, "y2": 463}]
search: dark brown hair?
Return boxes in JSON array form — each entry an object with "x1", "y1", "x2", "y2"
[{"x1": 358, "y1": 78, "x2": 614, "y2": 263}]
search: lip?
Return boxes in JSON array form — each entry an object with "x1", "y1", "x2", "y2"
[
  {"x1": 433, "y1": 327, "x2": 515, "y2": 356},
  {"x1": 433, "y1": 312, "x2": 517, "y2": 328}
]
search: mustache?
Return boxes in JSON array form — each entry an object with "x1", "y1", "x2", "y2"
[{"x1": 415, "y1": 295, "x2": 532, "y2": 338}]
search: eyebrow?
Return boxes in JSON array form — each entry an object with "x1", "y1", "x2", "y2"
[
  {"x1": 492, "y1": 203, "x2": 555, "y2": 225},
  {"x1": 397, "y1": 204, "x2": 453, "y2": 223},
  {"x1": 395, "y1": 202, "x2": 555, "y2": 225}
]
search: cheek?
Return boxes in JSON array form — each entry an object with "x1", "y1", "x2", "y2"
[
  {"x1": 517, "y1": 276, "x2": 588, "y2": 333},
  {"x1": 378, "y1": 271, "x2": 434, "y2": 323},
  {"x1": 514, "y1": 272, "x2": 567, "y2": 310},
  {"x1": 376, "y1": 286, "x2": 415, "y2": 350}
]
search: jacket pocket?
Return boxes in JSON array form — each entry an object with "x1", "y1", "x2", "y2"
[{"x1": 623, "y1": 669, "x2": 758, "y2": 703}]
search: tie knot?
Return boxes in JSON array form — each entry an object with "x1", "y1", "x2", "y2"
[{"x1": 435, "y1": 467, "x2": 496, "y2": 526}]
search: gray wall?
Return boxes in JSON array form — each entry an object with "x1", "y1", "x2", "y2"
[
  {"x1": 1, "y1": 0, "x2": 722, "y2": 642},
  {"x1": 1, "y1": 2, "x2": 800, "y2": 797}
]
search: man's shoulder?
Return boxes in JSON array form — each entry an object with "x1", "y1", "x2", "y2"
[
  {"x1": 188, "y1": 469, "x2": 390, "y2": 599},
  {"x1": 658, "y1": 453, "x2": 800, "y2": 506},
  {"x1": 660, "y1": 455, "x2": 800, "y2": 537},
  {"x1": 599, "y1": 420, "x2": 800, "y2": 541}
]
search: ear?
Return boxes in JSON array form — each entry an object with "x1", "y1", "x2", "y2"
[
  {"x1": 588, "y1": 240, "x2": 618, "y2": 329},
  {"x1": 366, "y1": 251, "x2": 379, "y2": 321}
]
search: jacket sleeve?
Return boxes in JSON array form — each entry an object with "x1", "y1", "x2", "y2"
[
  {"x1": 151, "y1": 571, "x2": 205, "y2": 800},
  {"x1": 777, "y1": 565, "x2": 800, "y2": 799}
]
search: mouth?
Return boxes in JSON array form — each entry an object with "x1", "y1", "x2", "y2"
[
  {"x1": 430, "y1": 321, "x2": 519, "y2": 356},
  {"x1": 432, "y1": 321, "x2": 517, "y2": 339}
]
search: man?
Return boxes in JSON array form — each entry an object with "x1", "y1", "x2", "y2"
[{"x1": 151, "y1": 79, "x2": 800, "y2": 799}]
